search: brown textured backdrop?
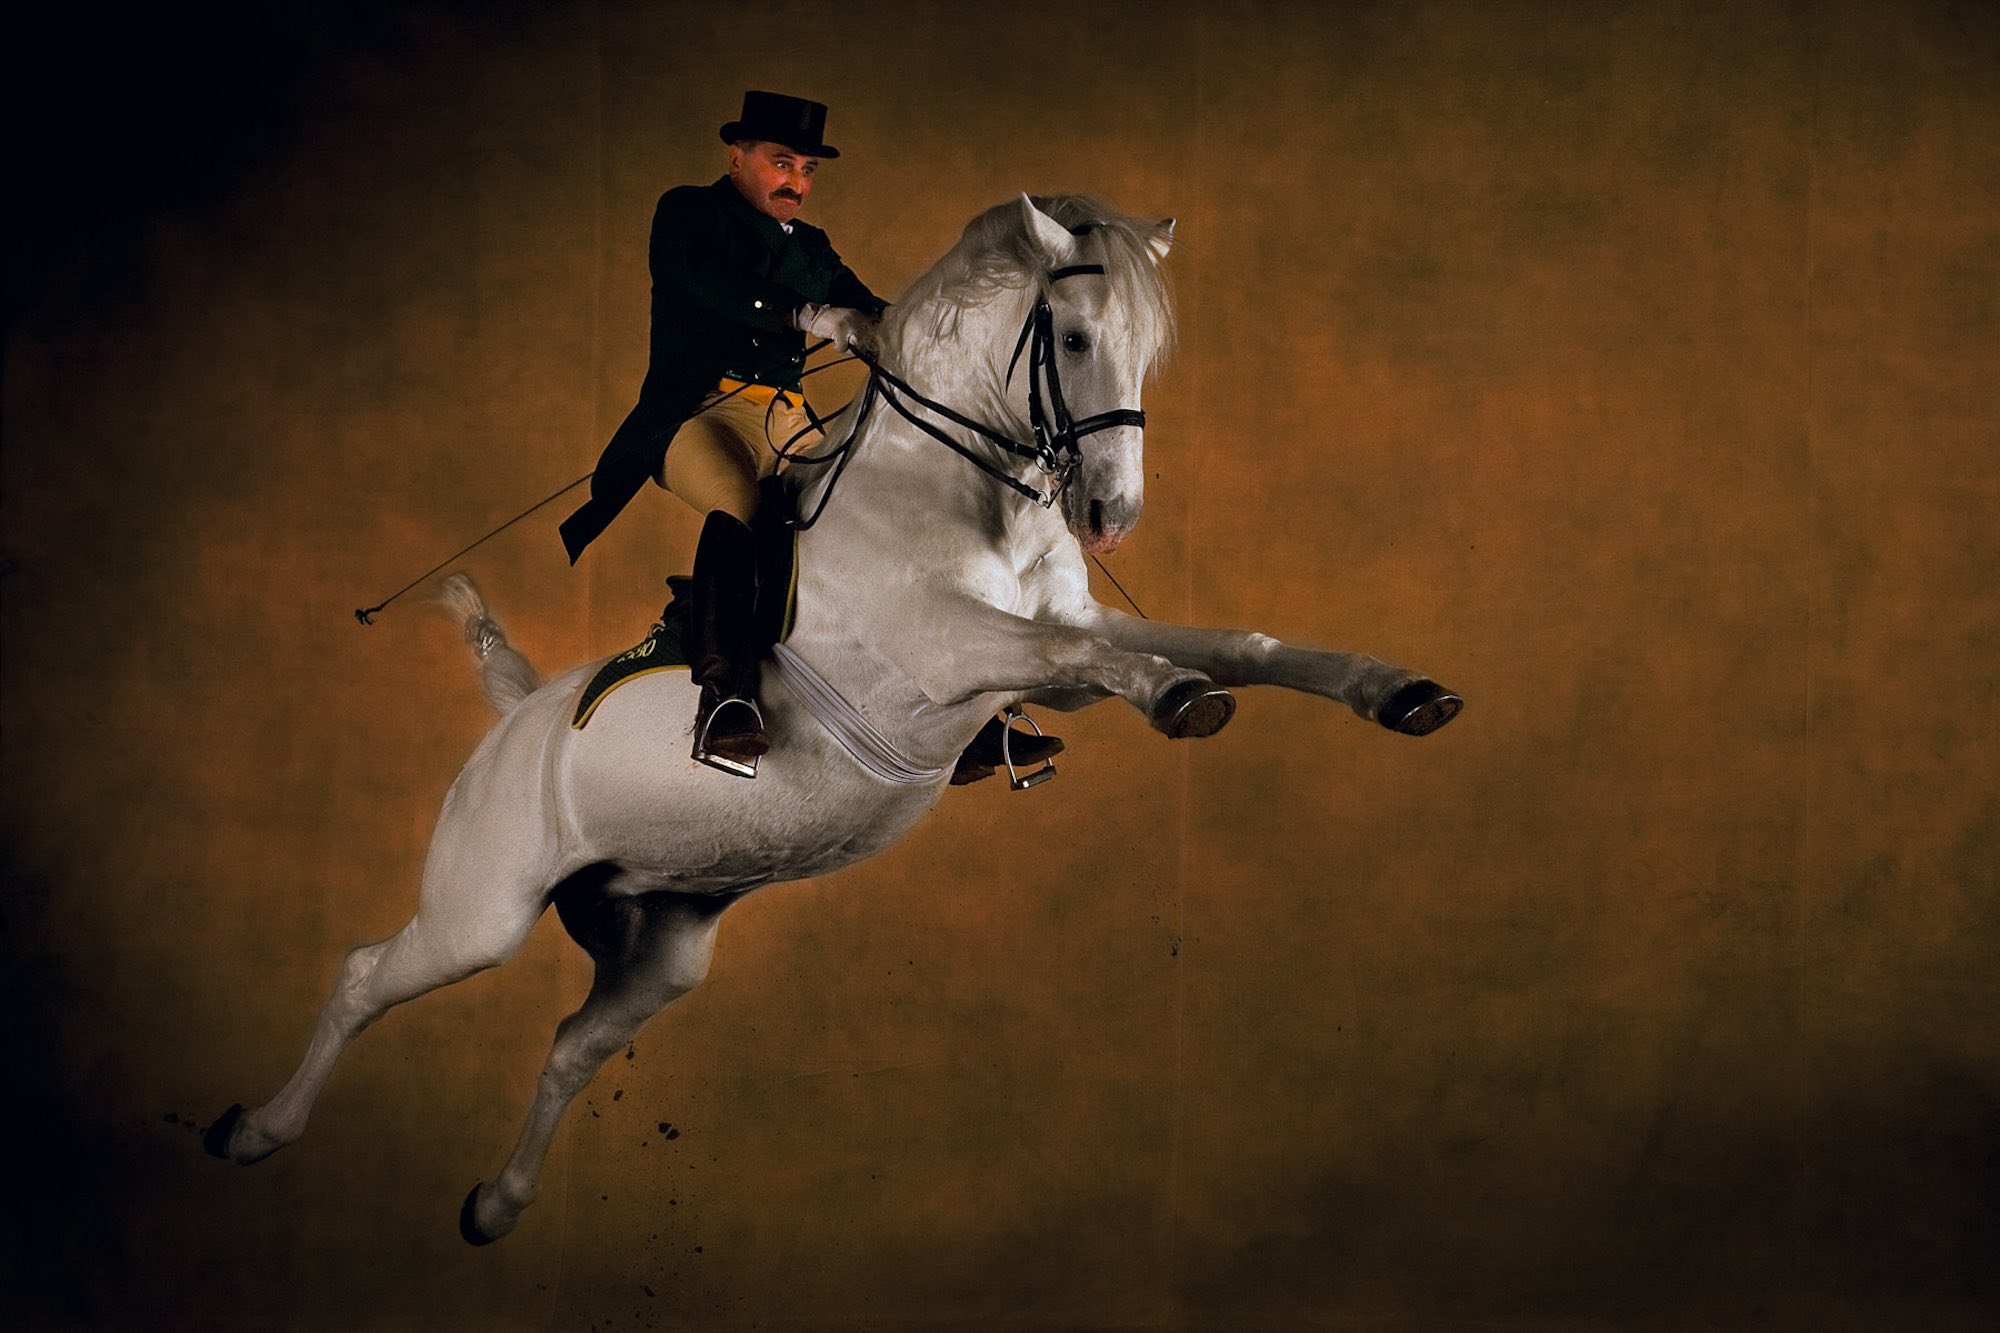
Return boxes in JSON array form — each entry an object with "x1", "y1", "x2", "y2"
[{"x1": 4, "y1": 1, "x2": 1995, "y2": 1329}]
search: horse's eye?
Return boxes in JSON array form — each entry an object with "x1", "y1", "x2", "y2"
[{"x1": 1062, "y1": 331, "x2": 1089, "y2": 354}]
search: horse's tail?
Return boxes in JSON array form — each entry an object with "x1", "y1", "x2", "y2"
[{"x1": 436, "y1": 572, "x2": 543, "y2": 716}]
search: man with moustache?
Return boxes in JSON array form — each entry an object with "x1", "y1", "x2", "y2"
[{"x1": 560, "y1": 91, "x2": 1060, "y2": 783}]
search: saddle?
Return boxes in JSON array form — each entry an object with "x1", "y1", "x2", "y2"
[{"x1": 568, "y1": 478, "x2": 1062, "y2": 788}]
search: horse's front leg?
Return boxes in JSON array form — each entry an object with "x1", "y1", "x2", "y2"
[
  {"x1": 1070, "y1": 605, "x2": 1462, "y2": 736},
  {"x1": 878, "y1": 598, "x2": 1235, "y2": 738}
]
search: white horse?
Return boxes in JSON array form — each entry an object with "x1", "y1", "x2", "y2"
[{"x1": 207, "y1": 194, "x2": 1461, "y2": 1244}]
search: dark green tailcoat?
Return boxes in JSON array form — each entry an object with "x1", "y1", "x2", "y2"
[{"x1": 559, "y1": 176, "x2": 884, "y2": 561}]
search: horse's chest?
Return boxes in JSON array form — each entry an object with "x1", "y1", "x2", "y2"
[{"x1": 1011, "y1": 554, "x2": 1083, "y2": 619}]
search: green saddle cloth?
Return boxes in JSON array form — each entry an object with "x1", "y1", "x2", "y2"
[
  {"x1": 571, "y1": 494, "x2": 799, "y2": 731},
  {"x1": 570, "y1": 601, "x2": 693, "y2": 731}
]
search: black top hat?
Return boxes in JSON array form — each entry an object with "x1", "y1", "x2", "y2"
[{"x1": 719, "y1": 90, "x2": 840, "y2": 159}]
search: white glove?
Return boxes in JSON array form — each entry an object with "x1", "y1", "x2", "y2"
[{"x1": 794, "y1": 303, "x2": 879, "y2": 355}]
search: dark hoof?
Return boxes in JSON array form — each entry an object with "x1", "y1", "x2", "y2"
[
  {"x1": 1378, "y1": 679, "x2": 1463, "y2": 736},
  {"x1": 460, "y1": 1184, "x2": 500, "y2": 1247},
  {"x1": 203, "y1": 1104, "x2": 245, "y2": 1161},
  {"x1": 1151, "y1": 679, "x2": 1236, "y2": 739}
]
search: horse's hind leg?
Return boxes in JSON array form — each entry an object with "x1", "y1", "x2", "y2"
[
  {"x1": 460, "y1": 882, "x2": 727, "y2": 1245},
  {"x1": 207, "y1": 872, "x2": 547, "y2": 1165}
]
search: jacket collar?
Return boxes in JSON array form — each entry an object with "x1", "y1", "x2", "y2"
[{"x1": 710, "y1": 175, "x2": 794, "y2": 253}]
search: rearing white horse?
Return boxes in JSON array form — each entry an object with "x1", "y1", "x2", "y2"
[{"x1": 207, "y1": 194, "x2": 1461, "y2": 1244}]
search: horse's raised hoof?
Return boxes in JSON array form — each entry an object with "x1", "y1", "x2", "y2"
[
  {"x1": 1151, "y1": 679, "x2": 1236, "y2": 739},
  {"x1": 1378, "y1": 679, "x2": 1463, "y2": 736},
  {"x1": 460, "y1": 1183, "x2": 504, "y2": 1247},
  {"x1": 203, "y1": 1104, "x2": 246, "y2": 1161}
]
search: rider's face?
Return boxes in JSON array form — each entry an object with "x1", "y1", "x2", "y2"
[{"x1": 728, "y1": 141, "x2": 817, "y2": 223}]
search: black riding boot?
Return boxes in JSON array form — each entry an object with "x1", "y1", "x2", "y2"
[{"x1": 689, "y1": 511, "x2": 768, "y2": 778}]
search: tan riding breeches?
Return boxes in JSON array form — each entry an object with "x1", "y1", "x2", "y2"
[{"x1": 656, "y1": 382, "x2": 813, "y2": 522}]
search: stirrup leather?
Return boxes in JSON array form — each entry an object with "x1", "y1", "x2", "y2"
[{"x1": 692, "y1": 696, "x2": 765, "y2": 779}]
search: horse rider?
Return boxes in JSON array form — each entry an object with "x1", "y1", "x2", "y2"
[{"x1": 559, "y1": 90, "x2": 1060, "y2": 782}]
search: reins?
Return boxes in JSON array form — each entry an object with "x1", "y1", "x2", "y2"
[
  {"x1": 355, "y1": 264, "x2": 1154, "y2": 624},
  {"x1": 775, "y1": 261, "x2": 1152, "y2": 617},
  {"x1": 782, "y1": 262, "x2": 1146, "y2": 518}
]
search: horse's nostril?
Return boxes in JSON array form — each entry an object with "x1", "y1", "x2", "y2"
[{"x1": 1089, "y1": 499, "x2": 1104, "y2": 533}]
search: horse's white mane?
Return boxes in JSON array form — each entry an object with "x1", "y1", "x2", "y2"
[{"x1": 882, "y1": 194, "x2": 1176, "y2": 374}]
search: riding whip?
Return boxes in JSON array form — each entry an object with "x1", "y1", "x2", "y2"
[
  {"x1": 353, "y1": 474, "x2": 592, "y2": 625},
  {"x1": 354, "y1": 344, "x2": 853, "y2": 626}
]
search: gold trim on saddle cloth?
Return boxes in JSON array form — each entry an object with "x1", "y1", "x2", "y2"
[
  {"x1": 570, "y1": 619, "x2": 688, "y2": 731},
  {"x1": 569, "y1": 521, "x2": 800, "y2": 733}
]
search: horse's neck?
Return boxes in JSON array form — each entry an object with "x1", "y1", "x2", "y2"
[
  {"x1": 809, "y1": 289, "x2": 1045, "y2": 550},
  {"x1": 782, "y1": 289, "x2": 1061, "y2": 757},
  {"x1": 890, "y1": 298, "x2": 1022, "y2": 436}
]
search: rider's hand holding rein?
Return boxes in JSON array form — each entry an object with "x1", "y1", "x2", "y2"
[{"x1": 795, "y1": 302, "x2": 881, "y2": 356}]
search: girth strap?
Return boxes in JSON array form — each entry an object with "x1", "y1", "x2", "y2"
[{"x1": 771, "y1": 642, "x2": 948, "y2": 786}]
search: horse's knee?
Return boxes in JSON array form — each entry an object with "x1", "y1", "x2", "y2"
[
  {"x1": 1232, "y1": 632, "x2": 1282, "y2": 676},
  {"x1": 1036, "y1": 624, "x2": 1132, "y2": 689}
]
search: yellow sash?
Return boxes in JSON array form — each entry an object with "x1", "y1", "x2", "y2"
[{"x1": 715, "y1": 377, "x2": 795, "y2": 407}]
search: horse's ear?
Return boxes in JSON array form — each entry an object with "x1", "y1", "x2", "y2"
[
  {"x1": 1148, "y1": 217, "x2": 1176, "y2": 263},
  {"x1": 1016, "y1": 193, "x2": 1075, "y2": 263}
]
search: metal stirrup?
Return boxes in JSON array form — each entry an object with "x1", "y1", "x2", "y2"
[
  {"x1": 1000, "y1": 707, "x2": 1057, "y2": 790},
  {"x1": 692, "y1": 697, "x2": 764, "y2": 779}
]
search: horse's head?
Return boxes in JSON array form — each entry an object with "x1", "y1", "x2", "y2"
[{"x1": 1013, "y1": 196, "x2": 1176, "y2": 555}]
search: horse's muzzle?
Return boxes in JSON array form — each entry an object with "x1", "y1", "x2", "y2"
[{"x1": 1077, "y1": 493, "x2": 1141, "y2": 554}]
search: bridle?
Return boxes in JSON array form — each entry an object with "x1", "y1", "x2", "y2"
[{"x1": 782, "y1": 260, "x2": 1147, "y2": 525}]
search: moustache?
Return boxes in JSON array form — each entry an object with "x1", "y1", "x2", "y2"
[{"x1": 770, "y1": 190, "x2": 801, "y2": 201}]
